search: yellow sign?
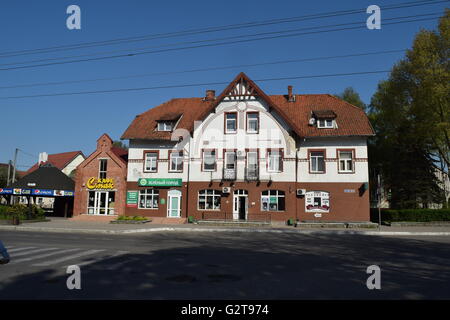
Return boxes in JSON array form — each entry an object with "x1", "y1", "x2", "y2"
[{"x1": 86, "y1": 177, "x2": 114, "y2": 190}]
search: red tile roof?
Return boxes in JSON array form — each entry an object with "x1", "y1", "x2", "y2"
[
  {"x1": 121, "y1": 73, "x2": 374, "y2": 140},
  {"x1": 26, "y1": 151, "x2": 84, "y2": 174},
  {"x1": 110, "y1": 146, "x2": 128, "y2": 163}
]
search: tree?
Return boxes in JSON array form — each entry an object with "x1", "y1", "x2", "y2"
[
  {"x1": 112, "y1": 140, "x2": 128, "y2": 150},
  {"x1": 0, "y1": 166, "x2": 8, "y2": 188},
  {"x1": 335, "y1": 87, "x2": 367, "y2": 110},
  {"x1": 368, "y1": 10, "x2": 449, "y2": 208}
]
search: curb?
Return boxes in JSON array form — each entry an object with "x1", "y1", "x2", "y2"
[{"x1": 1, "y1": 225, "x2": 450, "y2": 236}]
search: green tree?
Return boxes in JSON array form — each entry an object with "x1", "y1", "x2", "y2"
[
  {"x1": 369, "y1": 10, "x2": 449, "y2": 208},
  {"x1": 335, "y1": 87, "x2": 366, "y2": 110},
  {"x1": 112, "y1": 140, "x2": 128, "y2": 150}
]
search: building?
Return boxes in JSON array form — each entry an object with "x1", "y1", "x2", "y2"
[
  {"x1": 121, "y1": 73, "x2": 374, "y2": 222},
  {"x1": 24, "y1": 151, "x2": 85, "y2": 209},
  {"x1": 72, "y1": 134, "x2": 128, "y2": 219}
]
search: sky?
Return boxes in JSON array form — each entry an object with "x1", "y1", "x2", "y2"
[{"x1": 0, "y1": 0, "x2": 447, "y2": 170}]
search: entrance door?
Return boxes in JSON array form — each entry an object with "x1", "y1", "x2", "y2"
[
  {"x1": 92, "y1": 191, "x2": 112, "y2": 215},
  {"x1": 167, "y1": 190, "x2": 182, "y2": 218},
  {"x1": 233, "y1": 190, "x2": 248, "y2": 220}
]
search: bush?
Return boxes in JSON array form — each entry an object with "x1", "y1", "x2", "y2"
[
  {"x1": 117, "y1": 215, "x2": 147, "y2": 221},
  {"x1": 0, "y1": 204, "x2": 45, "y2": 220},
  {"x1": 370, "y1": 208, "x2": 450, "y2": 223}
]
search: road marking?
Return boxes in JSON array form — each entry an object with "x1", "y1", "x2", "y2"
[
  {"x1": 7, "y1": 247, "x2": 36, "y2": 253},
  {"x1": 5, "y1": 246, "x2": 15, "y2": 249},
  {"x1": 11, "y1": 248, "x2": 80, "y2": 265},
  {"x1": 72, "y1": 251, "x2": 130, "y2": 267},
  {"x1": 105, "y1": 256, "x2": 138, "y2": 271},
  {"x1": 11, "y1": 247, "x2": 59, "y2": 257},
  {"x1": 32, "y1": 249, "x2": 105, "y2": 267}
]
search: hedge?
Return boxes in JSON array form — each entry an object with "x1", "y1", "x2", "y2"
[
  {"x1": 0, "y1": 204, "x2": 45, "y2": 220},
  {"x1": 370, "y1": 208, "x2": 450, "y2": 223}
]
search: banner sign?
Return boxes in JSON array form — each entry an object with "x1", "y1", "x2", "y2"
[
  {"x1": 126, "y1": 191, "x2": 138, "y2": 207},
  {"x1": 87, "y1": 177, "x2": 114, "y2": 190},
  {"x1": 138, "y1": 178, "x2": 182, "y2": 187},
  {"x1": 32, "y1": 189, "x2": 54, "y2": 196},
  {"x1": 0, "y1": 188, "x2": 13, "y2": 195}
]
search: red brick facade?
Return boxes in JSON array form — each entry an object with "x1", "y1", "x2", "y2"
[{"x1": 73, "y1": 134, "x2": 127, "y2": 218}]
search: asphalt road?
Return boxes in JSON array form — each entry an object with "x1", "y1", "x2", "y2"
[{"x1": 0, "y1": 230, "x2": 449, "y2": 299}]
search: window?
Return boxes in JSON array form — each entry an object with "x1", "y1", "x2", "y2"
[
  {"x1": 225, "y1": 151, "x2": 236, "y2": 170},
  {"x1": 261, "y1": 190, "x2": 285, "y2": 211},
  {"x1": 247, "y1": 112, "x2": 259, "y2": 133},
  {"x1": 338, "y1": 150, "x2": 354, "y2": 172},
  {"x1": 310, "y1": 151, "x2": 325, "y2": 173},
  {"x1": 267, "y1": 149, "x2": 283, "y2": 172},
  {"x1": 99, "y1": 159, "x2": 107, "y2": 179},
  {"x1": 202, "y1": 150, "x2": 216, "y2": 171},
  {"x1": 225, "y1": 112, "x2": 237, "y2": 133},
  {"x1": 169, "y1": 151, "x2": 183, "y2": 172},
  {"x1": 246, "y1": 151, "x2": 258, "y2": 173},
  {"x1": 139, "y1": 189, "x2": 159, "y2": 209},
  {"x1": 157, "y1": 121, "x2": 173, "y2": 131},
  {"x1": 305, "y1": 191, "x2": 330, "y2": 212},
  {"x1": 198, "y1": 189, "x2": 221, "y2": 210},
  {"x1": 144, "y1": 152, "x2": 158, "y2": 172},
  {"x1": 317, "y1": 119, "x2": 334, "y2": 128}
]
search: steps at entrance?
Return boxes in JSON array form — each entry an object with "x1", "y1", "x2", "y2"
[{"x1": 196, "y1": 220, "x2": 271, "y2": 227}]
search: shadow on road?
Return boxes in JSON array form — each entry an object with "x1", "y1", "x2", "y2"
[{"x1": 0, "y1": 233, "x2": 449, "y2": 299}]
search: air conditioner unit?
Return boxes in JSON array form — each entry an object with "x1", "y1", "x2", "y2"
[
  {"x1": 296, "y1": 189, "x2": 306, "y2": 196},
  {"x1": 308, "y1": 118, "x2": 316, "y2": 126},
  {"x1": 222, "y1": 187, "x2": 231, "y2": 194}
]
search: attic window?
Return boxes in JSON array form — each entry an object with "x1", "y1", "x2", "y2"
[
  {"x1": 157, "y1": 121, "x2": 173, "y2": 132},
  {"x1": 317, "y1": 119, "x2": 334, "y2": 128}
]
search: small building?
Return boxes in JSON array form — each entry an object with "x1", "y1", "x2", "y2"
[{"x1": 72, "y1": 134, "x2": 128, "y2": 219}]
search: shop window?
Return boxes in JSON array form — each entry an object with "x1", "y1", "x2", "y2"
[
  {"x1": 139, "y1": 189, "x2": 159, "y2": 209},
  {"x1": 309, "y1": 150, "x2": 325, "y2": 173},
  {"x1": 144, "y1": 152, "x2": 158, "y2": 172},
  {"x1": 169, "y1": 151, "x2": 183, "y2": 172},
  {"x1": 198, "y1": 189, "x2": 221, "y2": 210},
  {"x1": 305, "y1": 191, "x2": 330, "y2": 212},
  {"x1": 99, "y1": 159, "x2": 107, "y2": 179},
  {"x1": 261, "y1": 190, "x2": 285, "y2": 211}
]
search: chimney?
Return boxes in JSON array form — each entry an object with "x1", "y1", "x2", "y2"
[
  {"x1": 287, "y1": 85, "x2": 295, "y2": 102},
  {"x1": 205, "y1": 90, "x2": 215, "y2": 101},
  {"x1": 38, "y1": 152, "x2": 48, "y2": 165}
]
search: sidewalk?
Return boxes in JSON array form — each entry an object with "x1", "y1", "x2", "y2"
[{"x1": 1, "y1": 218, "x2": 450, "y2": 236}]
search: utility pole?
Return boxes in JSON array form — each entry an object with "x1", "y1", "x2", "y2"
[
  {"x1": 11, "y1": 148, "x2": 18, "y2": 185},
  {"x1": 6, "y1": 160, "x2": 12, "y2": 187},
  {"x1": 377, "y1": 173, "x2": 382, "y2": 230}
]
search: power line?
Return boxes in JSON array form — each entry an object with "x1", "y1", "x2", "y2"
[
  {"x1": 0, "y1": 49, "x2": 406, "y2": 90},
  {"x1": 0, "y1": 12, "x2": 437, "y2": 68},
  {"x1": 0, "y1": 70, "x2": 391, "y2": 100},
  {"x1": 0, "y1": 15, "x2": 440, "y2": 72},
  {"x1": 0, "y1": 0, "x2": 444, "y2": 58}
]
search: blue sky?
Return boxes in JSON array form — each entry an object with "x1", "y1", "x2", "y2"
[{"x1": 0, "y1": 0, "x2": 447, "y2": 169}]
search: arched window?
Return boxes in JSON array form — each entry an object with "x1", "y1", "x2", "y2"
[
  {"x1": 198, "y1": 190, "x2": 221, "y2": 210},
  {"x1": 261, "y1": 190, "x2": 285, "y2": 211}
]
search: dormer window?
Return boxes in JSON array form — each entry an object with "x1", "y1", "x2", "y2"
[
  {"x1": 157, "y1": 121, "x2": 173, "y2": 132},
  {"x1": 312, "y1": 110, "x2": 337, "y2": 129},
  {"x1": 317, "y1": 119, "x2": 334, "y2": 128}
]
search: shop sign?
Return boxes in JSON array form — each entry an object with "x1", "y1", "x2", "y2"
[
  {"x1": 13, "y1": 188, "x2": 22, "y2": 195},
  {"x1": 0, "y1": 188, "x2": 13, "y2": 195},
  {"x1": 21, "y1": 189, "x2": 31, "y2": 195},
  {"x1": 64, "y1": 191, "x2": 74, "y2": 196},
  {"x1": 126, "y1": 191, "x2": 138, "y2": 208},
  {"x1": 138, "y1": 178, "x2": 182, "y2": 187},
  {"x1": 54, "y1": 190, "x2": 65, "y2": 196},
  {"x1": 305, "y1": 191, "x2": 330, "y2": 213},
  {"x1": 32, "y1": 189, "x2": 54, "y2": 196},
  {"x1": 87, "y1": 177, "x2": 114, "y2": 190}
]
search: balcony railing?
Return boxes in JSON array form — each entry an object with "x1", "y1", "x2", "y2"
[
  {"x1": 223, "y1": 168, "x2": 236, "y2": 180},
  {"x1": 245, "y1": 166, "x2": 259, "y2": 181}
]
